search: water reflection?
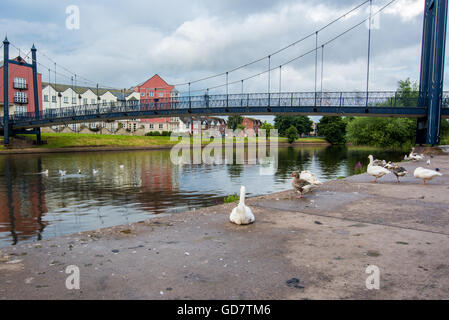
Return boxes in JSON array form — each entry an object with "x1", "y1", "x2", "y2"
[{"x1": 0, "y1": 146, "x2": 404, "y2": 247}]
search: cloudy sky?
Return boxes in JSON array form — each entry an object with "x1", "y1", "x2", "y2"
[{"x1": 0, "y1": 0, "x2": 445, "y2": 96}]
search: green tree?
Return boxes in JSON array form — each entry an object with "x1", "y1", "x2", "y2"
[
  {"x1": 346, "y1": 117, "x2": 416, "y2": 149},
  {"x1": 227, "y1": 115, "x2": 243, "y2": 130},
  {"x1": 317, "y1": 116, "x2": 347, "y2": 145},
  {"x1": 285, "y1": 125, "x2": 299, "y2": 144},
  {"x1": 261, "y1": 121, "x2": 274, "y2": 136},
  {"x1": 274, "y1": 116, "x2": 313, "y2": 136}
]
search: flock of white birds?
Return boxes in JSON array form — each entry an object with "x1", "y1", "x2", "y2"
[
  {"x1": 39, "y1": 165, "x2": 125, "y2": 177},
  {"x1": 230, "y1": 147, "x2": 444, "y2": 226}
]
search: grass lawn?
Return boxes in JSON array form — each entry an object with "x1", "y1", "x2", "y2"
[{"x1": 1, "y1": 133, "x2": 329, "y2": 149}]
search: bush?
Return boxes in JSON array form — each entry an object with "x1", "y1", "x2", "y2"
[
  {"x1": 285, "y1": 125, "x2": 299, "y2": 144},
  {"x1": 161, "y1": 131, "x2": 172, "y2": 136},
  {"x1": 224, "y1": 194, "x2": 240, "y2": 203},
  {"x1": 317, "y1": 116, "x2": 346, "y2": 145},
  {"x1": 346, "y1": 117, "x2": 416, "y2": 149},
  {"x1": 152, "y1": 131, "x2": 161, "y2": 136}
]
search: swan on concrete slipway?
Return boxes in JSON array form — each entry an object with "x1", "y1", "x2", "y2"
[
  {"x1": 291, "y1": 172, "x2": 314, "y2": 198},
  {"x1": 230, "y1": 186, "x2": 255, "y2": 225},
  {"x1": 367, "y1": 155, "x2": 390, "y2": 183},
  {"x1": 413, "y1": 167, "x2": 443, "y2": 185}
]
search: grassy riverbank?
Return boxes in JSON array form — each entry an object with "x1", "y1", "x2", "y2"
[{"x1": 0, "y1": 133, "x2": 328, "y2": 150}]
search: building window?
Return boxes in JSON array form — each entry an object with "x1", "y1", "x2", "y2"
[
  {"x1": 103, "y1": 100, "x2": 107, "y2": 105},
  {"x1": 158, "y1": 92, "x2": 163, "y2": 97},
  {"x1": 44, "y1": 95, "x2": 49, "y2": 102},
  {"x1": 64, "y1": 96, "x2": 69, "y2": 103},
  {"x1": 90, "y1": 123, "x2": 96, "y2": 129},
  {"x1": 149, "y1": 124, "x2": 154, "y2": 129},
  {"x1": 72, "y1": 124, "x2": 77, "y2": 131},
  {"x1": 83, "y1": 98, "x2": 88, "y2": 105},
  {"x1": 52, "y1": 96, "x2": 57, "y2": 103},
  {"x1": 72, "y1": 97, "x2": 76, "y2": 104},
  {"x1": 159, "y1": 124, "x2": 163, "y2": 129},
  {"x1": 13, "y1": 77, "x2": 27, "y2": 89},
  {"x1": 133, "y1": 123, "x2": 137, "y2": 131},
  {"x1": 141, "y1": 92, "x2": 145, "y2": 97},
  {"x1": 14, "y1": 91, "x2": 27, "y2": 103},
  {"x1": 149, "y1": 92, "x2": 154, "y2": 97},
  {"x1": 15, "y1": 105, "x2": 27, "y2": 114},
  {"x1": 91, "y1": 99, "x2": 96, "y2": 104}
]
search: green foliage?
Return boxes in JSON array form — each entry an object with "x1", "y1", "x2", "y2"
[
  {"x1": 227, "y1": 115, "x2": 243, "y2": 130},
  {"x1": 145, "y1": 131, "x2": 172, "y2": 136},
  {"x1": 224, "y1": 194, "x2": 240, "y2": 203},
  {"x1": 274, "y1": 116, "x2": 313, "y2": 137},
  {"x1": 285, "y1": 125, "x2": 299, "y2": 144},
  {"x1": 236, "y1": 124, "x2": 245, "y2": 131},
  {"x1": 317, "y1": 116, "x2": 347, "y2": 145},
  {"x1": 261, "y1": 121, "x2": 274, "y2": 136},
  {"x1": 346, "y1": 117, "x2": 416, "y2": 149},
  {"x1": 441, "y1": 119, "x2": 449, "y2": 144}
]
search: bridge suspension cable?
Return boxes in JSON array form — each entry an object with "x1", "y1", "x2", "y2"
[
  {"x1": 177, "y1": 0, "x2": 397, "y2": 96},
  {"x1": 134, "y1": 0, "x2": 372, "y2": 90}
]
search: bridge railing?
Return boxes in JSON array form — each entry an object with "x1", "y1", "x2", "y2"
[{"x1": 3, "y1": 91, "x2": 445, "y2": 127}]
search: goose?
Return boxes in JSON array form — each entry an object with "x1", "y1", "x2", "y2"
[
  {"x1": 92, "y1": 169, "x2": 99, "y2": 175},
  {"x1": 404, "y1": 155, "x2": 409, "y2": 161},
  {"x1": 77, "y1": 169, "x2": 82, "y2": 174},
  {"x1": 409, "y1": 148, "x2": 425, "y2": 161},
  {"x1": 389, "y1": 164, "x2": 408, "y2": 183},
  {"x1": 291, "y1": 172, "x2": 314, "y2": 198},
  {"x1": 229, "y1": 186, "x2": 255, "y2": 225},
  {"x1": 300, "y1": 170, "x2": 323, "y2": 185},
  {"x1": 373, "y1": 159, "x2": 387, "y2": 167},
  {"x1": 426, "y1": 159, "x2": 431, "y2": 166},
  {"x1": 119, "y1": 165, "x2": 125, "y2": 169},
  {"x1": 413, "y1": 167, "x2": 442, "y2": 185},
  {"x1": 58, "y1": 170, "x2": 66, "y2": 176},
  {"x1": 367, "y1": 155, "x2": 390, "y2": 183}
]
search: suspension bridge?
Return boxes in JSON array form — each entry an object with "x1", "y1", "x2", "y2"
[{"x1": 1, "y1": 0, "x2": 448, "y2": 145}]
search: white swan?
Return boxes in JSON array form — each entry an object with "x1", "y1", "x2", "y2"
[
  {"x1": 300, "y1": 170, "x2": 323, "y2": 185},
  {"x1": 230, "y1": 186, "x2": 255, "y2": 225},
  {"x1": 58, "y1": 170, "x2": 66, "y2": 176},
  {"x1": 119, "y1": 165, "x2": 125, "y2": 169},
  {"x1": 414, "y1": 167, "x2": 442, "y2": 184},
  {"x1": 40, "y1": 169, "x2": 48, "y2": 176},
  {"x1": 92, "y1": 169, "x2": 99, "y2": 175},
  {"x1": 367, "y1": 155, "x2": 390, "y2": 183}
]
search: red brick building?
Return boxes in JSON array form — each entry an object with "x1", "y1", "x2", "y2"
[
  {"x1": 134, "y1": 74, "x2": 178, "y2": 126},
  {"x1": 0, "y1": 56, "x2": 43, "y2": 115},
  {"x1": 242, "y1": 117, "x2": 262, "y2": 136}
]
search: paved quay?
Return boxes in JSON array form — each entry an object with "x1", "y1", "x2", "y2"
[{"x1": 1, "y1": 154, "x2": 448, "y2": 299}]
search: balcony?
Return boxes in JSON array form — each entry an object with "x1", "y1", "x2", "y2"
[
  {"x1": 14, "y1": 97, "x2": 28, "y2": 104},
  {"x1": 13, "y1": 82, "x2": 28, "y2": 90}
]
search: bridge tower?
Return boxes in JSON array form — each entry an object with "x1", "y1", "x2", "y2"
[{"x1": 416, "y1": 0, "x2": 448, "y2": 145}]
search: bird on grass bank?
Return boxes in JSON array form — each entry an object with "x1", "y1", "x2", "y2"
[
  {"x1": 367, "y1": 155, "x2": 390, "y2": 183},
  {"x1": 413, "y1": 167, "x2": 443, "y2": 185},
  {"x1": 230, "y1": 186, "x2": 255, "y2": 225}
]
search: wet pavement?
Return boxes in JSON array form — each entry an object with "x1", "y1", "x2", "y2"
[{"x1": 1, "y1": 155, "x2": 449, "y2": 299}]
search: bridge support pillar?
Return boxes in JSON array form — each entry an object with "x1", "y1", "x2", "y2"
[
  {"x1": 3, "y1": 37, "x2": 10, "y2": 146},
  {"x1": 416, "y1": 0, "x2": 448, "y2": 145},
  {"x1": 31, "y1": 44, "x2": 42, "y2": 145}
]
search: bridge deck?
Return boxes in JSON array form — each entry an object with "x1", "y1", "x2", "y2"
[{"x1": 1, "y1": 91, "x2": 449, "y2": 130}]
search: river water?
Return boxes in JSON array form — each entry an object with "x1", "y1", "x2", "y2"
[{"x1": 0, "y1": 146, "x2": 405, "y2": 247}]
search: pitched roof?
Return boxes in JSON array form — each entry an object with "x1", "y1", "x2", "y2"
[{"x1": 41, "y1": 82, "x2": 134, "y2": 97}]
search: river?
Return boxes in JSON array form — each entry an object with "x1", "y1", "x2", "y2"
[{"x1": 0, "y1": 146, "x2": 405, "y2": 247}]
